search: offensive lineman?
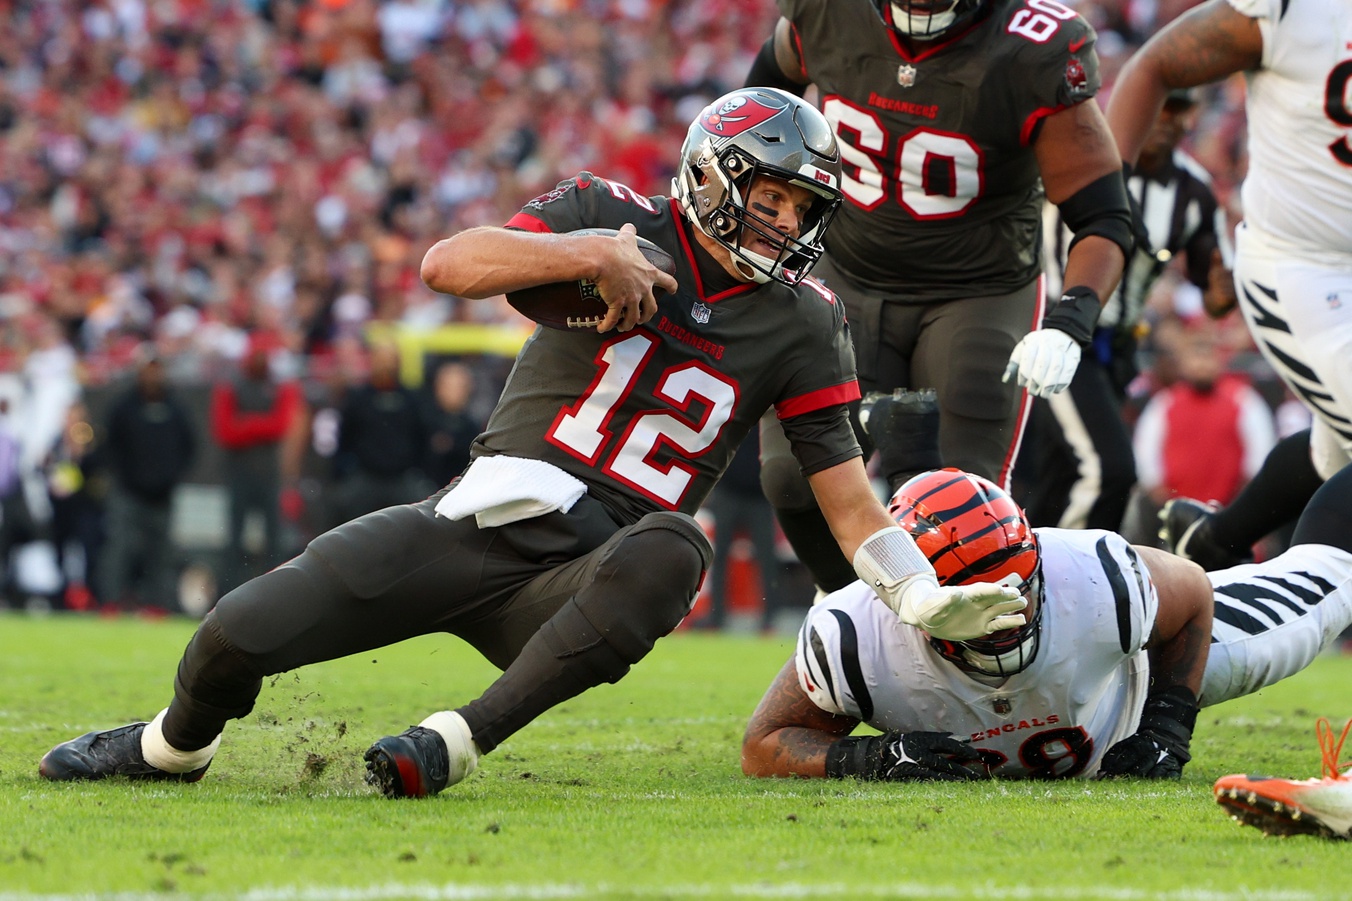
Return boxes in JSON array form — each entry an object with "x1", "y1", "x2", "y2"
[
  {"x1": 38, "y1": 89, "x2": 1024, "y2": 798},
  {"x1": 1107, "y1": 0, "x2": 1352, "y2": 567},
  {"x1": 744, "y1": 0, "x2": 1134, "y2": 594},
  {"x1": 742, "y1": 465, "x2": 1352, "y2": 782}
]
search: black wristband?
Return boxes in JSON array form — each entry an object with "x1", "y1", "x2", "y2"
[
  {"x1": 1143, "y1": 684, "x2": 1199, "y2": 733},
  {"x1": 1043, "y1": 286, "x2": 1101, "y2": 345},
  {"x1": 824, "y1": 734, "x2": 888, "y2": 780},
  {"x1": 1138, "y1": 684, "x2": 1199, "y2": 757}
]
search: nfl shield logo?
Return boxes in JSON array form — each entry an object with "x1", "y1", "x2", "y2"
[
  {"x1": 993, "y1": 698, "x2": 1012, "y2": 715},
  {"x1": 692, "y1": 302, "x2": 711, "y2": 324},
  {"x1": 897, "y1": 64, "x2": 916, "y2": 88}
]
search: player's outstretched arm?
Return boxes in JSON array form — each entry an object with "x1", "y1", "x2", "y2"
[
  {"x1": 742, "y1": 660, "x2": 858, "y2": 778},
  {"x1": 420, "y1": 224, "x2": 675, "y2": 331},
  {"x1": 1106, "y1": 1, "x2": 1263, "y2": 167},
  {"x1": 1099, "y1": 546, "x2": 1214, "y2": 779},
  {"x1": 744, "y1": 660, "x2": 987, "y2": 782},
  {"x1": 807, "y1": 459, "x2": 1024, "y2": 639}
]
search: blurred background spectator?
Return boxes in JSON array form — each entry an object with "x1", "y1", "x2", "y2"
[
  {"x1": 209, "y1": 330, "x2": 303, "y2": 593},
  {"x1": 1127, "y1": 316, "x2": 1277, "y2": 544},
  {"x1": 97, "y1": 349, "x2": 197, "y2": 613},
  {"x1": 330, "y1": 337, "x2": 428, "y2": 525},
  {"x1": 421, "y1": 358, "x2": 483, "y2": 488}
]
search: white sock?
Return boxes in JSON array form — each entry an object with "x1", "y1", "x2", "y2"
[
  {"x1": 418, "y1": 710, "x2": 481, "y2": 785},
  {"x1": 141, "y1": 708, "x2": 221, "y2": 773}
]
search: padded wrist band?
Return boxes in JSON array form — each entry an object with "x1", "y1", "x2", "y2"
[
  {"x1": 853, "y1": 526, "x2": 933, "y2": 591},
  {"x1": 1043, "y1": 286, "x2": 1102, "y2": 346},
  {"x1": 1142, "y1": 685, "x2": 1199, "y2": 735},
  {"x1": 825, "y1": 734, "x2": 889, "y2": 780}
]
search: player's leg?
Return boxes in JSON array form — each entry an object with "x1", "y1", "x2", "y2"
[
  {"x1": 1233, "y1": 223, "x2": 1352, "y2": 479},
  {"x1": 758, "y1": 411, "x2": 856, "y2": 593},
  {"x1": 1165, "y1": 429, "x2": 1325, "y2": 569},
  {"x1": 1042, "y1": 359, "x2": 1135, "y2": 530},
  {"x1": 1199, "y1": 465, "x2": 1352, "y2": 707},
  {"x1": 364, "y1": 510, "x2": 712, "y2": 797},
  {"x1": 911, "y1": 281, "x2": 1039, "y2": 490},
  {"x1": 39, "y1": 492, "x2": 511, "y2": 781}
]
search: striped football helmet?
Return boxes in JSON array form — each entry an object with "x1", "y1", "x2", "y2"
[{"x1": 889, "y1": 468, "x2": 1043, "y2": 676}]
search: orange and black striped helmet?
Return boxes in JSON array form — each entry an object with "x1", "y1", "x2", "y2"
[{"x1": 889, "y1": 468, "x2": 1042, "y2": 675}]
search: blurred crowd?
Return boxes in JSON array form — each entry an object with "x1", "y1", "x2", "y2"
[{"x1": 0, "y1": 0, "x2": 1289, "y2": 618}]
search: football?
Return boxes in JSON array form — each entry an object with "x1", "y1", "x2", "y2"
[{"x1": 505, "y1": 228, "x2": 677, "y2": 330}]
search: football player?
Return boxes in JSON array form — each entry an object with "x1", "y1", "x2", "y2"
[
  {"x1": 38, "y1": 89, "x2": 1024, "y2": 798},
  {"x1": 744, "y1": 0, "x2": 1135, "y2": 594},
  {"x1": 1108, "y1": 0, "x2": 1352, "y2": 568},
  {"x1": 742, "y1": 462, "x2": 1352, "y2": 782}
]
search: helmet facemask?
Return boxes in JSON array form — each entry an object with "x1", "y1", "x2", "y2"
[
  {"x1": 930, "y1": 564, "x2": 1043, "y2": 677},
  {"x1": 876, "y1": 0, "x2": 983, "y2": 40}
]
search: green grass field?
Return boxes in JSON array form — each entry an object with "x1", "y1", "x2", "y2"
[{"x1": 2, "y1": 611, "x2": 1348, "y2": 900}]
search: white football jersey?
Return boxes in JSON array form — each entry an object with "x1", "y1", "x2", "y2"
[
  {"x1": 796, "y1": 529, "x2": 1158, "y2": 780},
  {"x1": 1228, "y1": 0, "x2": 1352, "y2": 261}
]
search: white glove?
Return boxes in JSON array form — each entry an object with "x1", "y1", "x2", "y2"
[
  {"x1": 1003, "y1": 328, "x2": 1081, "y2": 397},
  {"x1": 895, "y1": 578, "x2": 1029, "y2": 641},
  {"x1": 852, "y1": 527, "x2": 1026, "y2": 641}
]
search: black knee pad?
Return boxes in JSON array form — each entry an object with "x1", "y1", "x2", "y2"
[
  {"x1": 573, "y1": 512, "x2": 710, "y2": 666},
  {"x1": 760, "y1": 453, "x2": 817, "y2": 512},
  {"x1": 165, "y1": 611, "x2": 265, "y2": 750}
]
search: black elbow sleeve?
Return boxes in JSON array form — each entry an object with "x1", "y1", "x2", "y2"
[{"x1": 1059, "y1": 169, "x2": 1135, "y2": 261}]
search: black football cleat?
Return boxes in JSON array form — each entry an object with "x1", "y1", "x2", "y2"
[
  {"x1": 39, "y1": 723, "x2": 210, "y2": 782},
  {"x1": 1158, "y1": 497, "x2": 1248, "y2": 571},
  {"x1": 364, "y1": 727, "x2": 451, "y2": 799}
]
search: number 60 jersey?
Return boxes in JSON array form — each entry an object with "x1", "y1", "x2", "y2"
[
  {"x1": 473, "y1": 173, "x2": 862, "y2": 527},
  {"x1": 781, "y1": 0, "x2": 1102, "y2": 300},
  {"x1": 797, "y1": 528, "x2": 1159, "y2": 780}
]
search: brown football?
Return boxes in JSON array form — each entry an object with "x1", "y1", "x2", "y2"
[{"x1": 505, "y1": 228, "x2": 677, "y2": 330}]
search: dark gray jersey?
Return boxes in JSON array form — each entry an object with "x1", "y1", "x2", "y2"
[
  {"x1": 781, "y1": 0, "x2": 1101, "y2": 300},
  {"x1": 473, "y1": 173, "x2": 861, "y2": 524}
]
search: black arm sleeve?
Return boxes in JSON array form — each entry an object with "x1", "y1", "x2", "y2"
[
  {"x1": 1059, "y1": 169, "x2": 1135, "y2": 262},
  {"x1": 744, "y1": 35, "x2": 807, "y2": 96}
]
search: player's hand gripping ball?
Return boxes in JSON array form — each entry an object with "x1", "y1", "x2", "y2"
[{"x1": 506, "y1": 228, "x2": 677, "y2": 330}]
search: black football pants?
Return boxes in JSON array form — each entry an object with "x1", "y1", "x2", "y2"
[{"x1": 161, "y1": 488, "x2": 711, "y2": 755}]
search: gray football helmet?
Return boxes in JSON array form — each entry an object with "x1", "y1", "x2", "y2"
[{"x1": 673, "y1": 87, "x2": 842, "y2": 286}]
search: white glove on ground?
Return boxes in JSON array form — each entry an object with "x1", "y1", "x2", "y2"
[{"x1": 1003, "y1": 328, "x2": 1081, "y2": 397}]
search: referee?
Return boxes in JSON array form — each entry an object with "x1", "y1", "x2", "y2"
[{"x1": 1017, "y1": 89, "x2": 1236, "y2": 531}]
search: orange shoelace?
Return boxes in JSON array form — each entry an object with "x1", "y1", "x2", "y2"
[{"x1": 1316, "y1": 716, "x2": 1352, "y2": 781}]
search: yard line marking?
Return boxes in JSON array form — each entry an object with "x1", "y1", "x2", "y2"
[{"x1": 0, "y1": 884, "x2": 1341, "y2": 901}]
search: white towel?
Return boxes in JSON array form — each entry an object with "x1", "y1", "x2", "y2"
[{"x1": 434, "y1": 455, "x2": 588, "y2": 528}]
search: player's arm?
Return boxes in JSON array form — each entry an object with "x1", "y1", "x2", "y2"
[
  {"x1": 1039, "y1": 99, "x2": 1131, "y2": 310},
  {"x1": 805, "y1": 456, "x2": 1025, "y2": 639},
  {"x1": 1106, "y1": 1, "x2": 1263, "y2": 167},
  {"x1": 1098, "y1": 546, "x2": 1214, "y2": 779},
  {"x1": 744, "y1": 18, "x2": 809, "y2": 94},
  {"x1": 420, "y1": 223, "x2": 675, "y2": 332},
  {"x1": 742, "y1": 659, "x2": 986, "y2": 781},
  {"x1": 1006, "y1": 100, "x2": 1130, "y2": 397},
  {"x1": 1137, "y1": 546, "x2": 1214, "y2": 696},
  {"x1": 742, "y1": 659, "x2": 859, "y2": 777}
]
